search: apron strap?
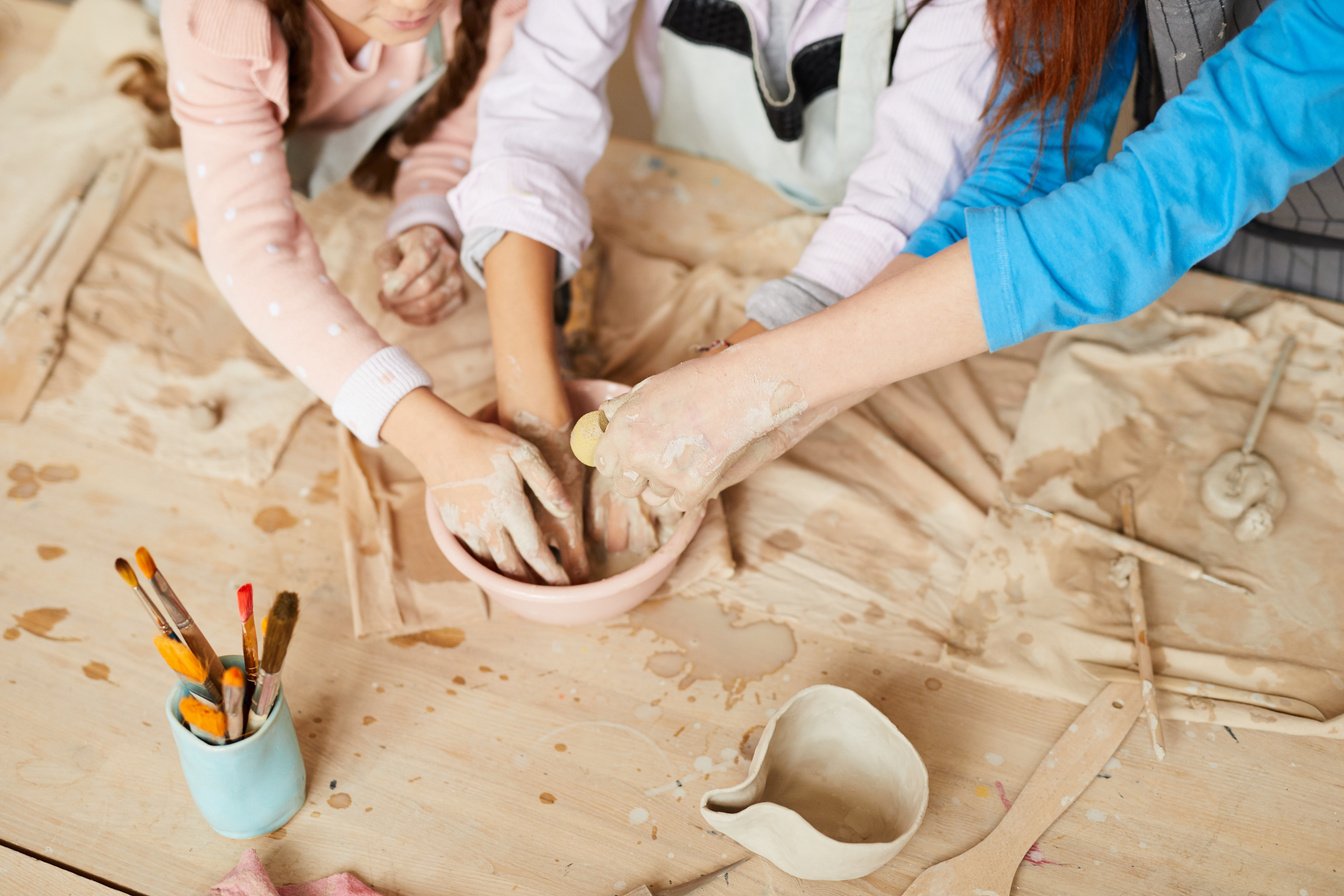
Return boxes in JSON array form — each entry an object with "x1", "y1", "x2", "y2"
[
  {"x1": 834, "y1": 0, "x2": 905, "y2": 174},
  {"x1": 285, "y1": 21, "x2": 448, "y2": 198}
]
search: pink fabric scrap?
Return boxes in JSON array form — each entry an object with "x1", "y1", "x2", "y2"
[{"x1": 212, "y1": 849, "x2": 384, "y2": 896}]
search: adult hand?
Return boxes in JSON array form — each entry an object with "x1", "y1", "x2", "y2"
[
  {"x1": 374, "y1": 225, "x2": 465, "y2": 326},
  {"x1": 384, "y1": 390, "x2": 574, "y2": 584},
  {"x1": 586, "y1": 469, "x2": 682, "y2": 557},
  {"x1": 592, "y1": 351, "x2": 818, "y2": 512}
]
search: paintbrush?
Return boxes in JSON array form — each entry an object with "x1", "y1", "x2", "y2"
[
  {"x1": 135, "y1": 547, "x2": 225, "y2": 692},
  {"x1": 114, "y1": 557, "x2": 175, "y2": 637},
  {"x1": 223, "y1": 666, "x2": 246, "y2": 741},
  {"x1": 155, "y1": 633, "x2": 222, "y2": 706},
  {"x1": 1117, "y1": 485, "x2": 1165, "y2": 761},
  {"x1": 238, "y1": 583, "x2": 258, "y2": 688},
  {"x1": 252, "y1": 591, "x2": 299, "y2": 719},
  {"x1": 179, "y1": 695, "x2": 228, "y2": 746}
]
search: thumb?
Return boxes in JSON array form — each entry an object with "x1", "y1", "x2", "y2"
[{"x1": 374, "y1": 239, "x2": 402, "y2": 274}]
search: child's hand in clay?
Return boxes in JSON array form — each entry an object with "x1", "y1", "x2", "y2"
[
  {"x1": 586, "y1": 469, "x2": 681, "y2": 558},
  {"x1": 507, "y1": 414, "x2": 592, "y2": 584},
  {"x1": 374, "y1": 224, "x2": 465, "y2": 326},
  {"x1": 385, "y1": 390, "x2": 574, "y2": 584}
]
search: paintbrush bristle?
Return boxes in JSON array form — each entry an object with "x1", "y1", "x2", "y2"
[
  {"x1": 179, "y1": 696, "x2": 227, "y2": 739},
  {"x1": 155, "y1": 633, "x2": 206, "y2": 682},
  {"x1": 134, "y1": 546, "x2": 157, "y2": 578},
  {"x1": 223, "y1": 666, "x2": 245, "y2": 688},
  {"x1": 259, "y1": 591, "x2": 299, "y2": 674},
  {"x1": 115, "y1": 557, "x2": 140, "y2": 588},
  {"x1": 237, "y1": 583, "x2": 253, "y2": 621}
]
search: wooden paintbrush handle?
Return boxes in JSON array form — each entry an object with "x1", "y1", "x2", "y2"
[
  {"x1": 984, "y1": 682, "x2": 1142, "y2": 863},
  {"x1": 1049, "y1": 512, "x2": 1204, "y2": 580}
]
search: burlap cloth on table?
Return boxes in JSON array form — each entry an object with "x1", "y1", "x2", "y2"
[
  {"x1": 951, "y1": 298, "x2": 1344, "y2": 737},
  {"x1": 3, "y1": 0, "x2": 315, "y2": 484}
]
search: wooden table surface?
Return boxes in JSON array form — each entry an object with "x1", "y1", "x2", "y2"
[
  {"x1": 2, "y1": 3, "x2": 1341, "y2": 895},
  {"x1": 3, "y1": 382, "x2": 1342, "y2": 896}
]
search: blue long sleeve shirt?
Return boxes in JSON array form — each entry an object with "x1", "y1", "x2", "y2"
[
  {"x1": 903, "y1": 20, "x2": 1138, "y2": 258},
  {"x1": 966, "y1": 0, "x2": 1344, "y2": 351}
]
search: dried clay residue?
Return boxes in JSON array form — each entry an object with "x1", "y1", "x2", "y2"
[
  {"x1": 388, "y1": 627, "x2": 465, "y2": 649},
  {"x1": 253, "y1": 506, "x2": 299, "y2": 533},
  {"x1": 7, "y1": 462, "x2": 79, "y2": 500},
  {"x1": 628, "y1": 596, "x2": 795, "y2": 708},
  {"x1": 327, "y1": 793, "x2": 352, "y2": 809},
  {"x1": 37, "y1": 545, "x2": 66, "y2": 560},
  {"x1": 539, "y1": 792, "x2": 557, "y2": 805},
  {"x1": 5, "y1": 608, "x2": 79, "y2": 642},
  {"x1": 82, "y1": 661, "x2": 114, "y2": 684}
]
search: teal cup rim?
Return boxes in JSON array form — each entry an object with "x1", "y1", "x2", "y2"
[{"x1": 163, "y1": 654, "x2": 285, "y2": 752}]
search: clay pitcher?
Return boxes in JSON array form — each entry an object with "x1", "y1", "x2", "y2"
[{"x1": 700, "y1": 684, "x2": 928, "y2": 880}]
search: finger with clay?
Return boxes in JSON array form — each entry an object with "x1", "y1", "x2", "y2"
[
  {"x1": 509, "y1": 413, "x2": 592, "y2": 585},
  {"x1": 374, "y1": 224, "x2": 466, "y2": 326},
  {"x1": 585, "y1": 467, "x2": 683, "y2": 564}
]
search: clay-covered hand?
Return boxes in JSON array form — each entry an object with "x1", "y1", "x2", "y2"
[
  {"x1": 593, "y1": 352, "x2": 815, "y2": 512},
  {"x1": 586, "y1": 468, "x2": 682, "y2": 558},
  {"x1": 507, "y1": 413, "x2": 592, "y2": 584},
  {"x1": 374, "y1": 224, "x2": 465, "y2": 326},
  {"x1": 418, "y1": 413, "x2": 575, "y2": 585}
]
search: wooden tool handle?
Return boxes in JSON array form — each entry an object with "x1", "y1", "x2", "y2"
[
  {"x1": 1049, "y1": 511, "x2": 1204, "y2": 581},
  {"x1": 983, "y1": 682, "x2": 1142, "y2": 863}
]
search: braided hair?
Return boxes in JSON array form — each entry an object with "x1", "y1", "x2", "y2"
[{"x1": 268, "y1": 0, "x2": 498, "y2": 194}]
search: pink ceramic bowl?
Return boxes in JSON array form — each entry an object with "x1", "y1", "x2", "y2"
[{"x1": 424, "y1": 379, "x2": 707, "y2": 626}]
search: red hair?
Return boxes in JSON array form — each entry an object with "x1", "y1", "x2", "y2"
[{"x1": 983, "y1": 0, "x2": 1133, "y2": 157}]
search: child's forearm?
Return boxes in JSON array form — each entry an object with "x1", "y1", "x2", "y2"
[{"x1": 484, "y1": 233, "x2": 571, "y2": 428}]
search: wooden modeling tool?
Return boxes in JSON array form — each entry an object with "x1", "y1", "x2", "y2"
[
  {"x1": 154, "y1": 633, "x2": 223, "y2": 707},
  {"x1": 223, "y1": 666, "x2": 246, "y2": 741},
  {"x1": 1013, "y1": 503, "x2": 1250, "y2": 594},
  {"x1": 571, "y1": 408, "x2": 607, "y2": 467},
  {"x1": 252, "y1": 591, "x2": 299, "y2": 720},
  {"x1": 900, "y1": 682, "x2": 1142, "y2": 896},
  {"x1": 136, "y1": 547, "x2": 226, "y2": 693},
  {"x1": 114, "y1": 557, "x2": 175, "y2": 637},
  {"x1": 238, "y1": 583, "x2": 259, "y2": 688},
  {"x1": 1079, "y1": 662, "x2": 1326, "y2": 721},
  {"x1": 179, "y1": 696, "x2": 228, "y2": 746},
  {"x1": 622, "y1": 857, "x2": 751, "y2": 896},
  {"x1": 1200, "y1": 336, "x2": 1295, "y2": 542},
  {"x1": 1117, "y1": 486, "x2": 1165, "y2": 760}
]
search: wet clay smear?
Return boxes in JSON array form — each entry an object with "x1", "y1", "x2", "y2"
[
  {"x1": 629, "y1": 596, "x2": 795, "y2": 707},
  {"x1": 389, "y1": 628, "x2": 465, "y2": 649},
  {"x1": 5, "y1": 608, "x2": 79, "y2": 641}
]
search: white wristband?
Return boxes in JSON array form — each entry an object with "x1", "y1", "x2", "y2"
[{"x1": 331, "y1": 346, "x2": 433, "y2": 447}]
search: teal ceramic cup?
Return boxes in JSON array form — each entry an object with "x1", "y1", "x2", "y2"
[{"x1": 165, "y1": 655, "x2": 306, "y2": 838}]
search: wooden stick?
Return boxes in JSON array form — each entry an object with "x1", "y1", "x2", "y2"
[
  {"x1": 1015, "y1": 503, "x2": 1249, "y2": 594},
  {"x1": 1118, "y1": 486, "x2": 1165, "y2": 761},
  {"x1": 1242, "y1": 336, "x2": 1296, "y2": 456},
  {"x1": 1079, "y1": 662, "x2": 1326, "y2": 722}
]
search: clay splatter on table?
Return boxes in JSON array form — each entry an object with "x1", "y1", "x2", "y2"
[
  {"x1": 389, "y1": 628, "x2": 465, "y2": 649},
  {"x1": 327, "y1": 793, "x2": 351, "y2": 809},
  {"x1": 82, "y1": 661, "x2": 114, "y2": 684},
  {"x1": 36, "y1": 545, "x2": 66, "y2": 560},
  {"x1": 629, "y1": 596, "x2": 795, "y2": 707},
  {"x1": 37, "y1": 464, "x2": 79, "y2": 482},
  {"x1": 253, "y1": 505, "x2": 299, "y2": 533},
  {"x1": 539, "y1": 792, "x2": 557, "y2": 804},
  {"x1": 5, "y1": 608, "x2": 79, "y2": 641}
]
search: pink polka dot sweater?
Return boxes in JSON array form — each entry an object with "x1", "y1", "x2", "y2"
[{"x1": 161, "y1": 0, "x2": 524, "y2": 445}]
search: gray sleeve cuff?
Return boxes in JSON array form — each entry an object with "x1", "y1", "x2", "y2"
[
  {"x1": 745, "y1": 274, "x2": 845, "y2": 330},
  {"x1": 459, "y1": 226, "x2": 580, "y2": 289}
]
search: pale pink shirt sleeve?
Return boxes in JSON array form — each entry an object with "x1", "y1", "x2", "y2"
[
  {"x1": 449, "y1": 0, "x2": 642, "y2": 285},
  {"x1": 162, "y1": 0, "x2": 429, "y2": 446},
  {"x1": 387, "y1": 0, "x2": 528, "y2": 245},
  {"x1": 792, "y1": 0, "x2": 995, "y2": 296}
]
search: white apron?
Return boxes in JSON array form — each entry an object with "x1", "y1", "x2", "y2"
[
  {"x1": 285, "y1": 23, "x2": 447, "y2": 198},
  {"x1": 654, "y1": 0, "x2": 906, "y2": 212}
]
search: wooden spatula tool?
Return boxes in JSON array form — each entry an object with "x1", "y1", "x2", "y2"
[{"x1": 901, "y1": 681, "x2": 1142, "y2": 896}]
